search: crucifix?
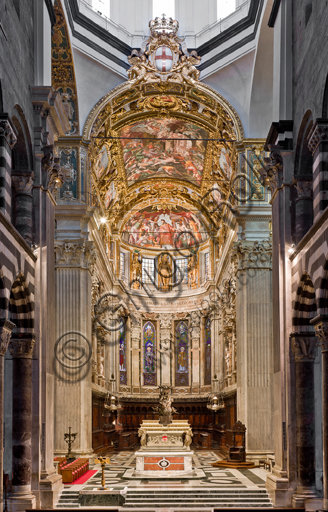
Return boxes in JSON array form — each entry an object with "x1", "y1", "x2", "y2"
[{"x1": 64, "y1": 426, "x2": 77, "y2": 459}]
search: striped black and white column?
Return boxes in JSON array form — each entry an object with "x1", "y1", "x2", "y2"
[
  {"x1": 0, "y1": 114, "x2": 17, "y2": 219},
  {"x1": 308, "y1": 120, "x2": 328, "y2": 222}
]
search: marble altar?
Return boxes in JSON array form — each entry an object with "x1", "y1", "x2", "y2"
[{"x1": 134, "y1": 420, "x2": 195, "y2": 477}]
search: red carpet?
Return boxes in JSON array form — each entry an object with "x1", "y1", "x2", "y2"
[{"x1": 69, "y1": 469, "x2": 98, "y2": 485}]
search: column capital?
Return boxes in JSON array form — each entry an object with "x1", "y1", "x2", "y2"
[
  {"x1": 12, "y1": 173, "x2": 35, "y2": 195},
  {"x1": 9, "y1": 334, "x2": 35, "y2": 359},
  {"x1": 294, "y1": 178, "x2": 313, "y2": 199},
  {"x1": 232, "y1": 240, "x2": 272, "y2": 269},
  {"x1": 0, "y1": 319, "x2": 16, "y2": 356},
  {"x1": 54, "y1": 239, "x2": 97, "y2": 270},
  {"x1": 308, "y1": 119, "x2": 328, "y2": 155},
  {"x1": 310, "y1": 315, "x2": 328, "y2": 351},
  {"x1": 290, "y1": 333, "x2": 317, "y2": 362},
  {"x1": 0, "y1": 114, "x2": 17, "y2": 149}
]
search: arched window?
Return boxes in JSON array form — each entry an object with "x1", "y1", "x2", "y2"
[
  {"x1": 119, "y1": 318, "x2": 127, "y2": 384},
  {"x1": 143, "y1": 321, "x2": 156, "y2": 386},
  {"x1": 175, "y1": 321, "x2": 189, "y2": 386},
  {"x1": 204, "y1": 317, "x2": 211, "y2": 385}
]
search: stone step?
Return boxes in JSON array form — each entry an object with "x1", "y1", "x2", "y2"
[
  {"x1": 126, "y1": 489, "x2": 268, "y2": 493},
  {"x1": 123, "y1": 503, "x2": 273, "y2": 508},
  {"x1": 125, "y1": 496, "x2": 271, "y2": 503}
]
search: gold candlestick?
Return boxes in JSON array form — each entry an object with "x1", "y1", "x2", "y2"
[{"x1": 95, "y1": 456, "x2": 110, "y2": 490}]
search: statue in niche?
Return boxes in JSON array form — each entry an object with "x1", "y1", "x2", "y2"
[
  {"x1": 188, "y1": 253, "x2": 197, "y2": 289},
  {"x1": 158, "y1": 253, "x2": 172, "y2": 292},
  {"x1": 131, "y1": 252, "x2": 142, "y2": 289},
  {"x1": 224, "y1": 343, "x2": 231, "y2": 375}
]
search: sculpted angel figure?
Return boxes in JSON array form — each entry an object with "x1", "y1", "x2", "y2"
[
  {"x1": 127, "y1": 52, "x2": 158, "y2": 86},
  {"x1": 184, "y1": 428, "x2": 193, "y2": 450},
  {"x1": 131, "y1": 252, "x2": 142, "y2": 289}
]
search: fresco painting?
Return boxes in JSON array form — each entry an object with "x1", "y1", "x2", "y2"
[
  {"x1": 94, "y1": 144, "x2": 109, "y2": 179},
  {"x1": 120, "y1": 118, "x2": 208, "y2": 185},
  {"x1": 122, "y1": 206, "x2": 207, "y2": 249}
]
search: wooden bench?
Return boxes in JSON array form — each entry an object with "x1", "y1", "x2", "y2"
[
  {"x1": 54, "y1": 457, "x2": 67, "y2": 474},
  {"x1": 61, "y1": 458, "x2": 89, "y2": 483}
]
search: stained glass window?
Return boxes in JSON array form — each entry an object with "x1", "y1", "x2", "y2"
[
  {"x1": 143, "y1": 321, "x2": 156, "y2": 386},
  {"x1": 204, "y1": 316, "x2": 211, "y2": 385},
  {"x1": 119, "y1": 318, "x2": 127, "y2": 385},
  {"x1": 175, "y1": 321, "x2": 189, "y2": 386}
]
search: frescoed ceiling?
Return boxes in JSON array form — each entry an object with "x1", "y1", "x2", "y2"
[
  {"x1": 120, "y1": 118, "x2": 208, "y2": 186},
  {"x1": 121, "y1": 205, "x2": 208, "y2": 250}
]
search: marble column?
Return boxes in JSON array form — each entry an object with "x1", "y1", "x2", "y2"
[
  {"x1": 311, "y1": 317, "x2": 328, "y2": 511},
  {"x1": 294, "y1": 180, "x2": 313, "y2": 244},
  {"x1": 12, "y1": 174, "x2": 34, "y2": 245},
  {"x1": 0, "y1": 320, "x2": 15, "y2": 511},
  {"x1": 9, "y1": 334, "x2": 36, "y2": 511},
  {"x1": 290, "y1": 334, "x2": 317, "y2": 507}
]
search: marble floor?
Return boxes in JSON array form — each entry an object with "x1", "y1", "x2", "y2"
[{"x1": 57, "y1": 451, "x2": 272, "y2": 510}]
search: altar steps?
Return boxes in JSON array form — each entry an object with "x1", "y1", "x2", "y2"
[
  {"x1": 122, "y1": 488, "x2": 273, "y2": 509},
  {"x1": 56, "y1": 487, "x2": 273, "y2": 509},
  {"x1": 57, "y1": 489, "x2": 80, "y2": 508}
]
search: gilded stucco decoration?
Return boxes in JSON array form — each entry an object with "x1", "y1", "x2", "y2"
[
  {"x1": 82, "y1": 15, "x2": 245, "y2": 258},
  {"x1": 52, "y1": 0, "x2": 79, "y2": 135}
]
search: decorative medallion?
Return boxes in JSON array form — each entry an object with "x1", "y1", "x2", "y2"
[{"x1": 158, "y1": 457, "x2": 170, "y2": 469}]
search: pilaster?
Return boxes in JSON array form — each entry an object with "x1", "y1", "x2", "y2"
[
  {"x1": 234, "y1": 239, "x2": 273, "y2": 460},
  {"x1": 54, "y1": 238, "x2": 96, "y2": 457}
]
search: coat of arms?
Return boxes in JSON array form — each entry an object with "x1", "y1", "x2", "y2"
[{"x1": 127, "y1": 14, "x2": 201, "y2": 86}]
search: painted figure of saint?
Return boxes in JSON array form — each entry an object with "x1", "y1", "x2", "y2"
[
  {"x1": 145, "y1": 344, "x2": 155, "y2": 373},
  {"x1": 178, "y1": 346, "x2": 187, "y2": 372},
  {"x1": 119, "y1": 341, "x2": 125, "y2": 371}
]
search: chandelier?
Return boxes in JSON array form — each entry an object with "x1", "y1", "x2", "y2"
[
  {"x1": 207, "y1": 393, "x2": 225, "y2": 412},
  {"x1": 102, "y1": 393, "x2": 122, "y2": 416}
]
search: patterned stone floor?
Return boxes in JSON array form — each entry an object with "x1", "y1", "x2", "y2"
[{"x1": 63, "y1": 450, "x2": 268, "y2": 492}]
